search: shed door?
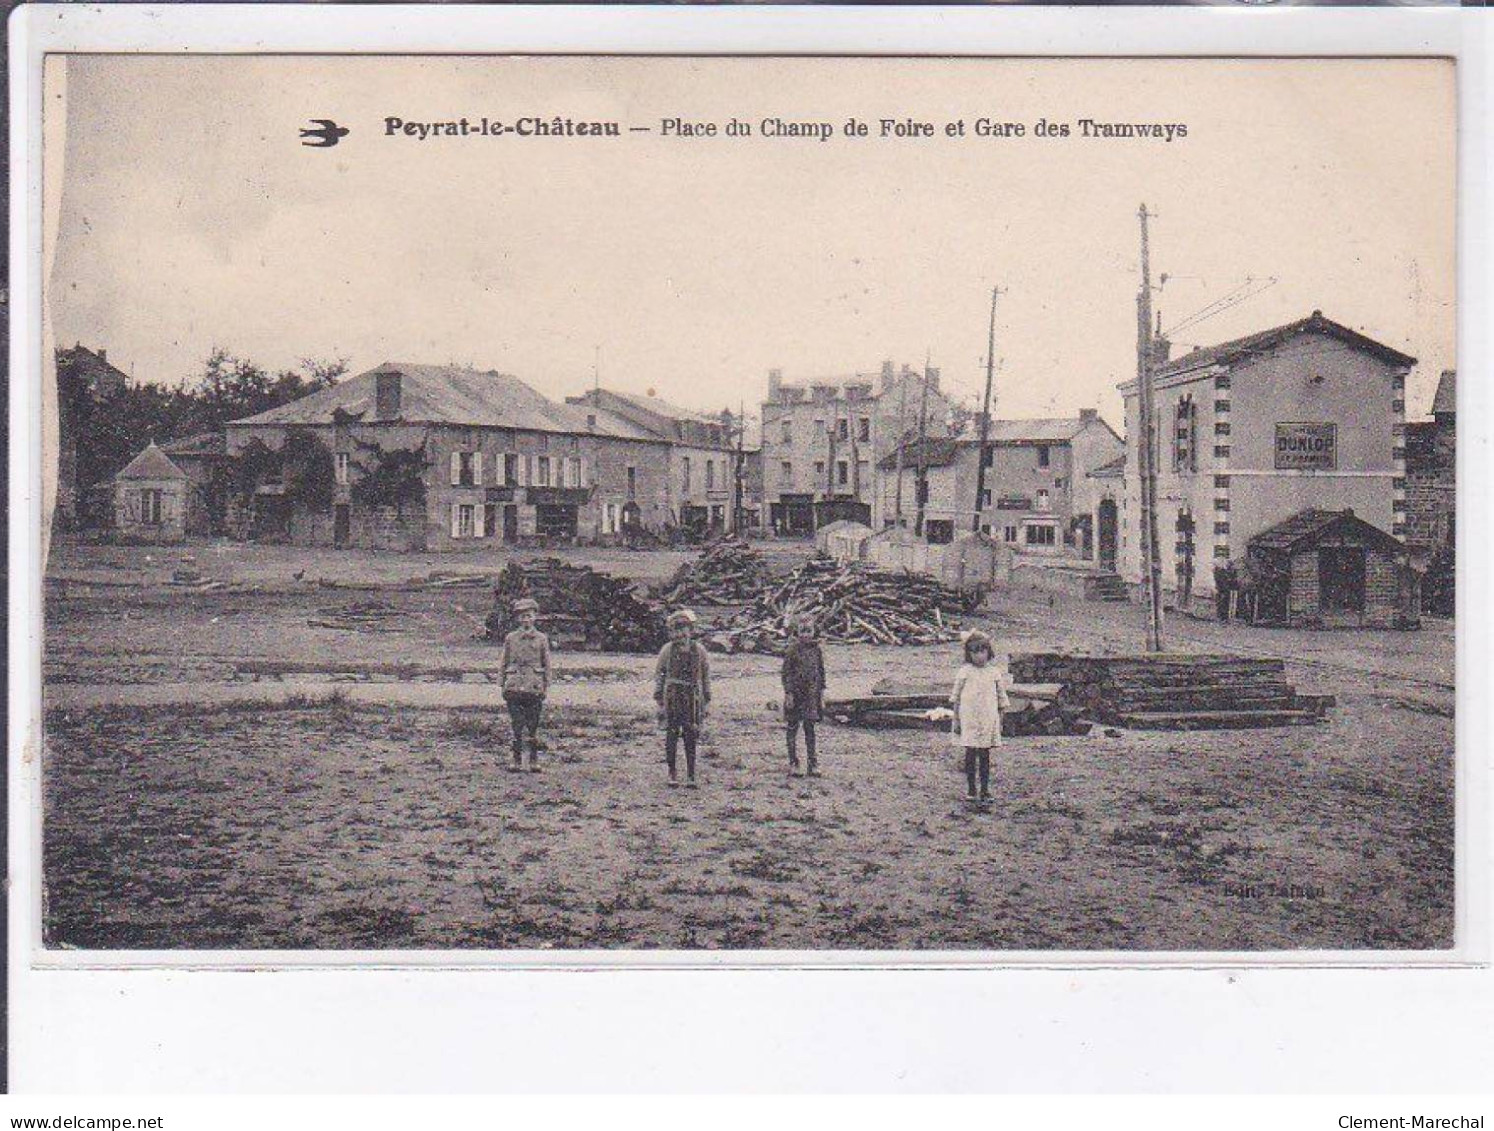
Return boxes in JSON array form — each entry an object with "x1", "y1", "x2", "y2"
[{"x1": 1319, "y1": 546, "x2": 1366, "y2": 614}]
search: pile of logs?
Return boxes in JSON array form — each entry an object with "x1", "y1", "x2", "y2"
[
  {"x1": 486, "y1": 559, "x2": 666, "y2": 653},
  {"x1": 824, "y1": 678, "x2": 1090, "y2": 736},
  {"x1": 659, "y1": 539, "x2": 774, "y2": 606},
  {"x1": 706, "y1": 557, "x2": 979, "y2": 654},
  {"x1": 1010, "y1": 652, "x2": 1333, "y2": 730}
]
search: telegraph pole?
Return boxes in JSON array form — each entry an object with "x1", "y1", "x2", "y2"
[
  {"x1": 732, "y1": 398, "x2": 746, "y2": 535},
  {"x1": 892, "y1": 364, "x2": 909, "y2": 528},
  {"x1": 914, "y1": 352, "x2": 932, "y2": 537},
  {"x1": 972, "y1": 286, "x2": 1000, "y2": 533},
  {"x1": 1137, "y1": 204, "x2": 1165, "y2": 653}
]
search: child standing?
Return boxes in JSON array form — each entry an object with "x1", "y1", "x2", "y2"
[
  {"x1": 498, "y1": 597, "x2": 550, "y2": 773},
  {"x1": 781, "y1": 612, "x2": 826, "y2": 777},
  {"x1": 950, "y1": 630, "x2": 1010, "y2": 805},
  {"x1": 654, "y1": 609, "x2": 711, "y2": 789}
]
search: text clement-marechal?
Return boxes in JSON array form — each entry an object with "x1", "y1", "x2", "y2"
[{"x1": 384, "y1": 117, "x2": 622, "y2": 140}]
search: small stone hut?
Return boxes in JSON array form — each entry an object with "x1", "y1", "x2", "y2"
[
  {"x1": 1244, "y1": 508, "x2": 1418, "y2": 629},
  {"x1": 112, "y1": 441, "x2": 188, "y2": 543}
]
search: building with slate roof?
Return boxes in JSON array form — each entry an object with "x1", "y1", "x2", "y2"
[
  {"x1": 567, "y1": 387, "x2": 754, "y2": 536},
  {"x1": 226, "y1": 362, "x2": 678, "y2": 551},
  {"x1": 112, "y1": 441, "x2": 188, "y2": 543},
  {"x1": 876, "y1": 410, "x2": 1123, "y2": 557},
  {"x1": 1117, "y1": 311, "x2": 1416, "y2": 600}
]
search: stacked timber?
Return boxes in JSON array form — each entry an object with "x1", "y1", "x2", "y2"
[
  {"x1": 660, "y1": 539, "x2": 774, "y2": 606},
  {"x1": 1010, "y1": 653, "x2": 1333, "y2": 730},
  {"x1": 708, "y1": 557, "x2": 978, "y2": 654},
  {"x1": 824, "y1": 680, "x2": 1090, "y2": 736},
  {"x1": 486, "y1": 559, "x2": 666, "y2": 653}
]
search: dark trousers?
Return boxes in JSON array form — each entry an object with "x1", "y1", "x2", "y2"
[
  {"x1": 964, "y1": 747, "x2": 991, "y2": 798},
  {"x1": 504, "y1": 692, "x2": 543, "y2": 760},
  {"x1": 665, "y1": 724, "x2": 698, "y2": 779},
  {"x1": 787, "y1": 720, "x2": 817, "y2": 768},
  {"x1": 1216, "y1": 588, "x2": 1232, "y2": 622}
]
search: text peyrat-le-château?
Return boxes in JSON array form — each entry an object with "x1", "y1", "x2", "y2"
[{"x1": 382, "y1": 115, "x2": 1189, "y2": 143}]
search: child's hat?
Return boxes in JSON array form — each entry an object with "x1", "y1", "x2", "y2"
[
  {"x1": 512, "y1": 597, "x2": 539, "y2": 614},
  {"x1": 667, "y1": 609, "x2": 698, "y2": 629}
]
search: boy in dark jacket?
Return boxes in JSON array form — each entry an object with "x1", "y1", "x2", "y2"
[
  {"x1": 498, "y1": 597, "x2": 550, "y2": 772},
  {"x1": 654, "y1": 609, "x2": 711, "y2": 788},
  {"x1": 781, "y1": 612, "x2": 826, "y2": 777}
]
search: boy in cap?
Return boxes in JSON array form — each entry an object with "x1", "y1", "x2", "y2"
[
  {"x1": 654, "y1": 609, "x2": 711, "y2": 788},
  {"x1": 498, "y1": 597, "x2": 550, "y2": 772}
]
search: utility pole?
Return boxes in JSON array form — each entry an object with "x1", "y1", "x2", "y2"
[
  {"x1": 914, "y1": 352, "x2": 932, "y2": 537},
  {"x1": 732, "y1": 399, "x2": 746, "y2": 536},
  {"x1": 972, "y1": 286, "x2": 1000, "y2": 534},
  {"x1": 1137, "y1": 203, "x2": 1165, "y2": 653},
  {"x1": 892, "y1": 364, "x2": 909, "y2": 529}
]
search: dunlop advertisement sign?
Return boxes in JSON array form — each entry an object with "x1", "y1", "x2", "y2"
[{"x1": 1275, "y1": 423, "x2": 1338, "y2": 470}]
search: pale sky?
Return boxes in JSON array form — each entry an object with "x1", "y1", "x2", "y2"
[{"x1": 46, "y1": 56, "x2": 1455, "y2": 427}]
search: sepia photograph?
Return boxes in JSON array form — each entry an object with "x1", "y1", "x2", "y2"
[{"x1": 36, "y1": 54, "x2": 1456, "y2": 955}]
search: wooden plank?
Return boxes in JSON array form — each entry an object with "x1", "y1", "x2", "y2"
[{"x1": 1115, "y1": 709, "x2": 1323, "y2": 730}]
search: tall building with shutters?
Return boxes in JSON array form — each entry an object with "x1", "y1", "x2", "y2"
[
  {"x1": 760, "y1": 360, "x2": 954, "y2": 535},
  {"x1": 227, "y1": 362, "x2": 673, "y2": 551}
]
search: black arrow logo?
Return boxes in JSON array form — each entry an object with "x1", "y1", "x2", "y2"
[{"x1": 300, "y1": 119, "x2": 350, "y2": 148}]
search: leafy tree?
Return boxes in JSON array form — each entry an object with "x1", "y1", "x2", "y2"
[{"x1": 64, "y1": 349, "x2": 348, "y2": 511}]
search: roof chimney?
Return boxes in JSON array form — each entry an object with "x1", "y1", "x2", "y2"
[
  {"x1": 1151, "y1": 336, "x2": 1171, "y2": 365},
  {"x1": 1079, "y1": 408, "x2": 1097, "y2": 424},
  {"x1": 375, "y1": 370, "x2": 402, "y2": 420},
  {"x1": 767, "y1": 367, "x2": 783, "y2": 402},
  {"x1": 880, "y1": 359, "x2": 895, "y2": 393},
  {"x1": 98, "y1": 348, "x2": 107, "y2": 363}
]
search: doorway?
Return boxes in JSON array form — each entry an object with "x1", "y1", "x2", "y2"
[
  {"x1": 333, "y1": 504, "x2": 351, "y2": 548},
  {"x1": 1097, "y1": 498, "x2": 1119, "y2": 571},
  {"x1": 502, "y1": 504, "x2": 519, "y2": 543},
  {"x1": 1318, "y1": 546, "x2": 1367, "y2": 615}
]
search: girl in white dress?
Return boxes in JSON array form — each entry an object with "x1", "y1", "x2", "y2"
[{"x1": 950, "y1": 630, "x2": 1010, "y2": 805}]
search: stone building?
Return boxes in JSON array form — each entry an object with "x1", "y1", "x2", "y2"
[
  {"x1": 161, "y1": 431, "x2": 235, "y2": 536},
  {"x1": 1403, "y1": 368, "x2": 1455, "y2": 554},
  {"x1": 111, "y1": 441, "x2": 187, "y2": 543},
  {"x1": 1117, "y1": 311, "x2": 1416, "y2": 599},
  {"x1": 1243, "y1": 508, "x2": 1419, "y2": 629},
  {"x1": 760, "y1": 361, "x2": 954, "y2": 535},
  {"x1": 55, "y1": 344, "x2": 129, "y2": 528},
  {"x1": 877, "y1": 412, "x2": 1123, "y2": 557},
  {"x1": 568, "y1": 388, "x2": 751, "y2": 535},
  {"x1": 226, "y1": 362, "x2": 675, "y2": 551}
]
